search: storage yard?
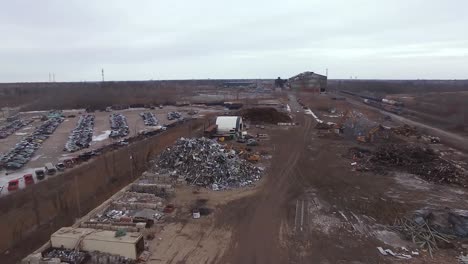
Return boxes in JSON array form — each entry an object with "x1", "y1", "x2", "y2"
[{"x1": 1, "y1": 79, "x2": 468, "y2": 264}]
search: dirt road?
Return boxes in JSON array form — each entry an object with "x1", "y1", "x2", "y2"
[{"x1": 218, "y1": 95, "x2": 314, "y2": 263}]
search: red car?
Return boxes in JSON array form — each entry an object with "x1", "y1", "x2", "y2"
[
  {"x1": 23, "y1": 174, "x2": 35, "y2": 186},
  {"x1": 7, "y1": 179, "x2": 19, "y2": 192}
]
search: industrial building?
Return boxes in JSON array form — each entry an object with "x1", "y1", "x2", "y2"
[
  {"x1": 50, "y1": 227, "x2": 145, "y2": 259},
  {"x1": 289, "y1": 71, "x2": 327, "y2": 93}
]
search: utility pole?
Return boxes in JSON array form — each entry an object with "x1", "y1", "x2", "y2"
[
  {"x1": 53, "y1": 73, "x2": 55, "y2": 82},
  {"x1": 102, "y1": 68, "x2": 105, "y2": 82}
]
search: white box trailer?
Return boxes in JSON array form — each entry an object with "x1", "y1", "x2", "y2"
[{"x1": 50, "y1": 227, "x2": 144, "y2": 259}]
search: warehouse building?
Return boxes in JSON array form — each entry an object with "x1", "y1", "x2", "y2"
[
  {"x1": 289, "y1": 71, "x2": 327, "y2": 93},
  {"x1": 50, "y1": 227, "x2": 145, "y2": 259}
]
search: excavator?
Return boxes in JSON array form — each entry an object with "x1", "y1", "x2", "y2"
[{"x1": 356, "y1": 125, "x2": 386, "y2": 143}]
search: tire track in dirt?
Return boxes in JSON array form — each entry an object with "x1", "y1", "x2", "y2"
[{"x1": 219, "y1": 109, "x2": 314, "y2": 264}]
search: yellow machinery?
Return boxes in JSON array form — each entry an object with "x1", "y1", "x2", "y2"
[{"x1": 357, "y1": 125, "x2": 385, "y2": 143}]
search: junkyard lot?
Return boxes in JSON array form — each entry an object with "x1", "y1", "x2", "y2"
[
  {"x1": 2, "y1": 86, "x2": 468, "y2": 263},
  {"x1": 141, "y1": 92, "x2": 468, "y2": 263},
  {"x1": 0, "y1": 106, "x2": 220, "y2": 193}
]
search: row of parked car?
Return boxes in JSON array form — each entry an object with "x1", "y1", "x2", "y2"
[
  {"x1": 6, "y1": 162, "x2": 66, "y2": 192},
  {"x1": 64, "y1": 115, "x2": 95, "y2": 152},
  {"x1": 109, "y1": 113, "x2": 129, "y2": 138},
  {"x1": 0, "y1": 118, "x2": 33, "y2": 139},
  {"x1": 139, "y1": 112, "x2": 159, "y2": 126},
  {"x1": 167, "y1": 111, "x2": 182, "y2": 120},
  {"x1": 0, "y1": 117, "x2": 64, "y2": 170}
]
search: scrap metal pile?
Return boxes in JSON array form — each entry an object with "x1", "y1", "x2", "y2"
[
  {"x1": 392, "y1": 208, "x2": 468, "y2": 257},
  {"x1": 88, "y1": 191, "x2": 164, "y2": 224},
  {"x1": 140, "y1": 112, "x2": 158, "y2": 126},
  {"x1": 156, "y1": 137, "x2": 262, "y2": 189},
  {"x1": 43, "y1": 248, "x2": 88, "y2": 264},
  {"x1": 65, "y1": 115, "x2": 95, "y2": 152},
  {"x1": 0, "y1": 117, "x2": 64, "y2": 169},
  {"x1": 349, "y1": 144, "x2": 466, "y2": 186},
  {"x1": 0, "y1": 118, "x2": 33, "y2": 139},
  {"x1": 167, "y1": 111, "x2": 182, "y2": 120},
  {"x1": 392, "y1": 124, "x2": 420, "y2": 137},
  {"x1": 110, "y1": 113, "x2": 129, "y2": 138}
]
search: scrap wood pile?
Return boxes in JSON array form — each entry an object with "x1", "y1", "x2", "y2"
[
  {"x1": 238, "y1": 107, "x2": 291, "y2": 124},
  {"x1": 392, "y1": 208, "x2": 468, "y2": 257},
  {"x1": 156, "y1": 137, "x2": 262, "y2": 190},
  {"x1": 349, "y1": 143, "x2": 466, "y2": 186}
]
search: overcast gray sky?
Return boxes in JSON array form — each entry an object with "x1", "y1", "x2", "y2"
[{"x1": 1, "y1": 0, "x2": 467, "y2": 82}]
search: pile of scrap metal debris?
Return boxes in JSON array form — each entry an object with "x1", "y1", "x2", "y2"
[
  {"x1": 110, "y1": 113, "x2": 129, "y2": 138},
  {"x1": 156, "y1": 137, "x2": 262, "y2": 190},
  {"x1": 42, "y1": 248, "x2": 88, "y2": 264},
  {"x1": 392, "y1": 124, "x2": 419, "y2": 137},
  {"x1": 39, "y1": 247, "x2": 135, "y2": 264},
  {"x1": 167, "y1": 111, "x2": 182, "y2": 120},
  {"x1": 349, "y1": 143, "x2": 466, "y2": 186},
  {"x1": 392, "y1": 208, "x2": 468, "y2": 257},
  {"x1": 392, "y1": 125, "x2": 440, "y2": 143},
  {"x1": 64, "y1": 114, "x2": 95, "y2": 152},
  {"x1": 0, "y1": 117, "x2": 64, "y2": 169},
  {"x1": 139, "y1": 112, "x2": 158, "y2": 126},
  {"x1": 0, "y1": 118, "x2": 33, "y2": 139}
]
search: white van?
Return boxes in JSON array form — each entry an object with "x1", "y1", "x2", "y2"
[{"x1": 45, "y1": 163, "x2": 57, "y2": 175}]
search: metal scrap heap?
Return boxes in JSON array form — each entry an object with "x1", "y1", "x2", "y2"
[
  {"x1": 110, "y1": 113, "x2": 129, "y2": 138},
  {"x1": 350, "y1": 144, "x2": 467, "y2": 186},
  {"x1": 64, "y1": 114, "x2": 95, "y2": 152},
  {"x1": 0, "y1": 118, "x2": 33, "y2": 139},
  {"x1": 139, "y1": 112, "x2": 158, "y2": 126},
  {"x1": 156, "y1": 137, "x2": 262, "y2": 189}
]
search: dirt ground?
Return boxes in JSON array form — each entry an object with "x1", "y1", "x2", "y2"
[{"x1": 139, "y1": 91, "x2": 468, "y2": 264}]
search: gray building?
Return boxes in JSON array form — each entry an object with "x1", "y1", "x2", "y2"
[{"x1": 289, "y1": 71, "x2": 327, "y2": 93}]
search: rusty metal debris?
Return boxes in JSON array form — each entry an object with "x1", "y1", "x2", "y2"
[
  {"x1": 349, "y1": 144, "x2": 466, "y2": 186},
  {"x1": 156, "y1": 137, "x2": 262, "y2": 190},
  {"x1": 392, "y1": 124, "x2": 419, "y2": 137},
  {"x1": 43, "y1": 248, "x2": 88, "y2": 264},
  {"x1": 392, "y1": 217, "x2": 455, "y2": 258}
]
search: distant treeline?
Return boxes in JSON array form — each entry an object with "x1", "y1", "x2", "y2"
[
  {"x1": 0, "y1": 80, "x2": 226, "y2": 110},
  {"x1": 328, "y1": 79, "x2": 468, "y2": 95}
]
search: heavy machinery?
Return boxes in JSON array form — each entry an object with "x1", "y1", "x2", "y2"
[{"x1": 357, "y1": 125, "x2": 387, "y2": 143}]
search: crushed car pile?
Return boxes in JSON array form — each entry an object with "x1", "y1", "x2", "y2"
[
  {"x1": 167, "y1": 111, "x2": 182, "y2": 121},
  {"x1": 64, "y1": 115, "x2": 95, "y2": 152},
  {"x1": 0, "y1": 118, "x2": 33, "y2": 139},
  {"x1": 1, "y1": 117, "x2": 64, "y2": 169},
  {"x1": 155, "y1": 137, "x2": 262, "y2": 190},
  {"x1": 110, "y1": 113, "x2": 129, "y2": 138},
  {"x1": 139, "y1": 112, "x2": 158, "y2": 126}
]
